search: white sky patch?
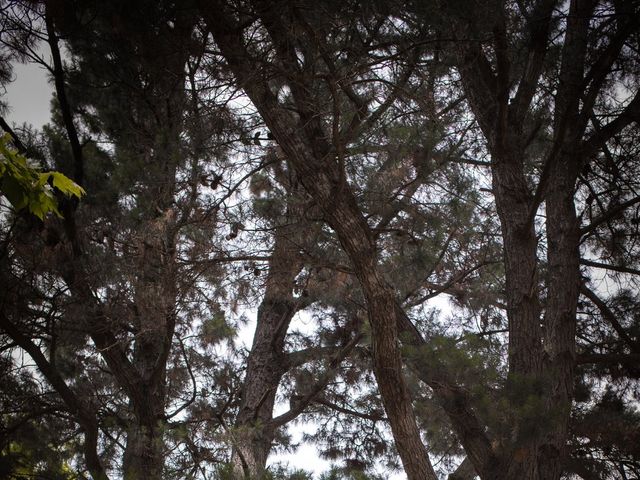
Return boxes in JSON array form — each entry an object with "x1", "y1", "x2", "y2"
[{"x1": 5, "y1": 60, "x2": 53, "y2": 129}]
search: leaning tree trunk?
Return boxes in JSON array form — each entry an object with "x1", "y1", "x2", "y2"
[
  {"x1": 200, "y1": 3, "x2": 458, "y2": 478},
  {"x1": 222, "y1": 65, "x2": 438, "y2": 480},
  {"x1": 231, "y1": 295, "x2": 297, "y2": 478}
]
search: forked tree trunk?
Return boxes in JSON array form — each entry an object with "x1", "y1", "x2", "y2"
[
  {"x1": 231, "y1": 234, "x2": 303, "y2": 478},
  {"x1": 449, "y1": 0, "x2": 592, "y2": 477},
  {"x1": 230, "y1": 166, "x2": 317, "y2": 478}
]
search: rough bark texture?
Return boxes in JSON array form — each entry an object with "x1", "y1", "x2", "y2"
[
  {"x1": 230, "y1": 192, "x2": 307, "y2": 478},
  {"x1": 29, "y1": 5, "x2": 194, "y2": 478},
  {"x1": 444, "y1": 0, "x2": 613, "y2": 478},
  {"x1": 122, "y1": 210, "x2": 178, "y2": 480},
  {"x1": 231, "y1": 298, "x2": 295, "y2": 476},
  {"x1": 199, "y1": 3, "x2": 438, "y2": 478}
]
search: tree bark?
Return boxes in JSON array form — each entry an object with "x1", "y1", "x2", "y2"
[
  {"x1": 230, "y1": 190, "x2": 307, "y2": 478},
  {"x1": 231, "y1": 295, "x2": 296, "y2": 478},
  {"x1": 443, "y1": 0, "x2": 596, "y2": 477},
  {"x1": 121, "y1": 123, "x2": 181, "y2": 480},
  {"x1": 199, "y1": 4, "x2": 438, "y2": 478}
]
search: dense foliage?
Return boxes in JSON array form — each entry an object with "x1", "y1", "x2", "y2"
[{"x1": 1, "y1": 1, "x2": 639, "y2": 479}]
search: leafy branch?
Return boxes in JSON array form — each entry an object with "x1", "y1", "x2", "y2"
[{"x1": 0, "y1": 133, "x2": 85, "y2": 220}]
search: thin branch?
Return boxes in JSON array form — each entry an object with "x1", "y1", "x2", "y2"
[
  {"x1": 580, "y1": 90, "x2": 640, "y2": 159},
  {"x1": 165, "y1": 335, "x2": 198, "y2": 420},
  {"x1": 286, "y1": 345, "x2": 346, "y2": 369},
  {"x1": 580, "y1": 195, "x2": 640, "y2": 235},
  {"x1": 576, "y1": 352, "x2": 640, "y2": 365},
  {"x1": 580, "y1": 258, "x2": 640, "y2": 276},
  {"x1": 269, "y1": 333, "x2": 363, "y2": 429},
  {"x1": 313, "y1": 397, "x2": 386, "y2": 423},
  {"x1": 580, "y1": 284, "x2": 640, "y2": 353}
]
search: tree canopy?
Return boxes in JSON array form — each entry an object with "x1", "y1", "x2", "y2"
[{"x1": 1, "y1": 1, "x2": 639, "y2": 479}]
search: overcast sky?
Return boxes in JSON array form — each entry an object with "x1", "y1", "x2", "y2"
[{"x1": 4, "y1": 59, "x2": 53, "y2": 130}]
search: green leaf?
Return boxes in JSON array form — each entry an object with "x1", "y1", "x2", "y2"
[
  {"x1": 49, "y1": 172, "x2": 86, "y2": 198},
  {"x1": 0, "y1": 134, "x2": 86, "y2": 219},
  {"x1": 30, "y1": 191, "x2": 62, "y2": 220}
]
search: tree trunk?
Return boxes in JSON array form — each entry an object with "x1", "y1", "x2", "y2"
[
  {"x1": 536, "y1": 161, "x2": 580, "y2": 479},
  {"x1": 231, "y1": 231, "x2": 303, "y2": 478},
  {"x1": 229, "y1": 162, "x2": 315, "y2": 478},
  {"x1": 122, "y1": 183, "x2": 178, "y2": 480},
  {"x1": 446, "y1": 0, "x2": 593, "y2": 476},
  {"x1": 123, "y1": 419, "x2": 164, "y2": 480}
]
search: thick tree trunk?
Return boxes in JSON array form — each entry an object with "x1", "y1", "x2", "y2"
[
  {"x1": 446, "y1": 2, "x2": 593, "y2": 475},
  {"x1": 121, "y1": 344, "x2": 171, "y2": 480},
  {"x1": 491, "y1": 150, "x2": 546, "y2": 480},
  {"x1": 327, "y1": 196, "x2": 438, "y2": 480},
  {"x1": 225, "y1": 157, "x2": 320, "y2": 478},
  {"x1": 492, "y1": 158, "x2": 543, "y2": 378},
  {"x1": 122, "y1": 181, "x2": 178, "y2": 480},
  {"x1": 231, "y1": 219, "x2": 304, "y2": 478},
  {"x1": 123, "y1": 420, "x2": 164, "y2": 480},
  {"x1": 534, "y1": 4, "x2": 591, "y2": 473},
  {"x1": 537, "y1": 162, "x2": 580, "y2": 479}
]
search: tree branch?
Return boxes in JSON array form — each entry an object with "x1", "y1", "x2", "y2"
[
  {"x1": 44, "y1": 4, "x2": 84, "y2": 185},
  {"x1": 510, "y1": 0, "x2": 557, "y2": 123},
  {"x1": 448, "y1": 456, "x2": 477, "y2": 480},
  {"x1": 269, "y1": 333, "x2": 363, "y2": 429},
  {"x1": 580, "y1": 194, "x2": 640, "y2": 236},
  {"x1": 0, "y1": 313, "x2": 109, "y2": 480},
  {"x1": 580, "y1": 284, "x2": 640, "y2": 353},
  {"x1": 580, "y1": 258, "x2": 640, "y2": 276},
  {"x1": 580, "y1": 90, "x2": 640, "y2": 159}
]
